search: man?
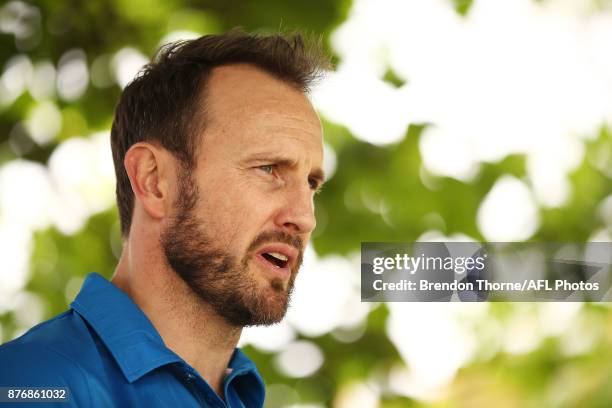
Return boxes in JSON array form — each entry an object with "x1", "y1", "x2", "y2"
[{"x1": 0, "y1": 29, "x2": 328, "y2": 407}]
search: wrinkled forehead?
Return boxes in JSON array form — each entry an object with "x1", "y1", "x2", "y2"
[{"x1": 200, "y1": 64, "x2": 323, "y2": 156}]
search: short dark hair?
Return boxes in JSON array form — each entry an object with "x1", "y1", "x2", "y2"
[{"x1": 110, "y1": 28, "x2": 329, "y2": 238}]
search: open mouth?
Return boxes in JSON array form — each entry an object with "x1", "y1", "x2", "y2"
[{"x1": 261, "y1": 252, "x2": 289, "y2": 268}]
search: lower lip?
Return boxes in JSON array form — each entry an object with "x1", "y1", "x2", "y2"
[{"x1": 254, "y1": 253, "x2": 291, "y2": 281}]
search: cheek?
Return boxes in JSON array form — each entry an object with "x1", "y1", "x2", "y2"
[
  {"x1": 199, "y1": 181, "x2": 272, "y2": 243},
  {"x1": 195, "y1": 164, "x2": 284, "y2": 243}
]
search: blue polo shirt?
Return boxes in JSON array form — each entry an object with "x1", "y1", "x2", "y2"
[{"x1": 0, "y1": 273, "x2": 266, "y2": 407}]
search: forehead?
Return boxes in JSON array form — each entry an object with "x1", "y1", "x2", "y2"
[{"x1": 200, "y1": 64, "x2": 323, "y2": 158}]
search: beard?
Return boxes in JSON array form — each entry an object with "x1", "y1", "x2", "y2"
[{"x1": 160, "y1": 168, "x2": 304, "y2": 327}]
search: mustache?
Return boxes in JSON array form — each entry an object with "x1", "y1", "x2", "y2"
[{"x1": 247, "y1": 230, "x2": 304, "y2": 257}]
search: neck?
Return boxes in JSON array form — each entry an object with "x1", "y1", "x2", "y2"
[{"x1": 111, "y1": 243, "x2": 241, "y2": 397}]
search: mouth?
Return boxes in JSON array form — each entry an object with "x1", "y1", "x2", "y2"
[
  {"x1": 254, "y1": 243, "x2": 299, "y2": 280},
  {"x1": 261, "y1": 252, "x2": 290, "y2": 268}
]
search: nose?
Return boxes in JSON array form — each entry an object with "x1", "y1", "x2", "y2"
[{"x1": 274, "y1": 182, "x2": 317, "y2": 235}]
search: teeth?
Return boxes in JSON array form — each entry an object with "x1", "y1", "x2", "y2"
[{"x1": 267, "y1": 252, "x2": 288, "y2": 262}]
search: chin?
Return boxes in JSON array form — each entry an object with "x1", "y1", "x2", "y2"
[
  {"x1": 263, "y1": 285, "x2": 291, "y2": 311},
  {"x1": 246, "y1": 283, "x2": 291, "y2": 326}
]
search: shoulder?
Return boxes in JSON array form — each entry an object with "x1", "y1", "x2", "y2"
[{"x1": 0, "y1": 311, "x2": 95, "y2": 406}]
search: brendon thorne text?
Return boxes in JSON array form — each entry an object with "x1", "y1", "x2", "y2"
[{"x1": 373, "y1": 279, "x2": 600, "y2": 292}]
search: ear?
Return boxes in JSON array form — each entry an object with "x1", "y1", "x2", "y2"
[{"x1": 123, "y1": 142, "x2": 173, "y2": 222}]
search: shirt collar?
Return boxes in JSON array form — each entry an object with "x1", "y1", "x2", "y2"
[
  {"x1": 70, "y1": 272, "x2": 182, "y2": 383},
  {"x1": 226, "y1": 348, "x2": 266, "y2": 406},
  {"x1": 229, "y1": 348, "x2": 260, "y2": 375},
  {"x1": 70, "y1": 272, "x2": 265, "y2": 399}
]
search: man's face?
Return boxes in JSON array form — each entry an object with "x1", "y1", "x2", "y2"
[{"x1": 160, "y1": 64, "x2": 324, "y2": 327}]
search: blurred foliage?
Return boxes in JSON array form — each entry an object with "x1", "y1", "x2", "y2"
[{"x1": 1, "y1": 0, "x2": 612, "y2": 407}]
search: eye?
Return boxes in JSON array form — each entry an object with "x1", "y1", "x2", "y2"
[
  {"x1": 258, "y1": 164, "x2": 275, "y2": 174},
  {"x1": 309, "y1": 178, "x2": 322, "y2": 193}
]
